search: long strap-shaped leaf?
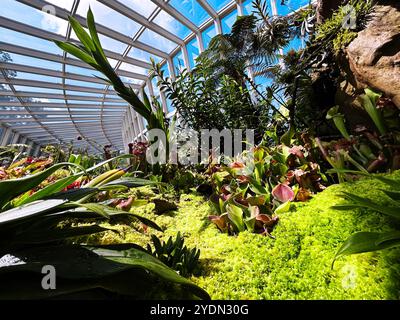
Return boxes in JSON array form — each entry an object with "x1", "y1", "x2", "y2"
[
  {"x1": 0, "y1": 163, "x2": 83, "y2": 209},
  {"x1": 340, "y1": 192, "x2": 400, "y2": 220},
  {"x1": 14, "y1": 174, "x2": 82, "y2": 207},
  {"x1": 91, "y1": 247, "x2": 210, "y2": 300},
  {"x1": 0, "y1": 199, "x2": 66, "y2": 226},
  {"x1": 333, "y1": 231, "x2": 400, "y2": 268}
]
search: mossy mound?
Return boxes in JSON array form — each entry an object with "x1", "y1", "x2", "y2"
[{"x1": 95, "y1": 173, "x2": 400, "y2": 299}]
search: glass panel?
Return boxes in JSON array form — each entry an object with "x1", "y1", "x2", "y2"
[
  {"x1": 187, "y1": 37, "x2": 200, "y2": 69},
  {"x1": 66, "y1": 91, "x2": 102, "y2": 97},
  {"x1": 242, "y1": 0, "x2": 254, "y2": 15},
  {"x1": 138, "y1": 29, "x2": 177, "y2": 54},
  {"x1": 172, "y1": 50, "x2": 185, "y2": 76},
  {"x1": 0, "y1": 28, "x2": 62, "y2": 55},
  {"x1": 242, "y1": 0, "x2": 273, "y2": 16},
  {"x1": 254, "y1": 76, "x2": 273, "y2": 92},
  {"x1": 166, "y1": 98, "x2": 174, "y2": 114},
  {"x1": 160, "y1": 63, "x2": 170, "y2": 79},
  {"x1": 65, "y1": 79, "x2": 106, "y2": 89},
  {"x1": 121, "y1": 77, "x2": 144, "y2": 86},
  {"x1": 0, "y1": 0, "x2": 68, "y2": 36},
  {"x1": 76, "y1": 0, "x2": 142, "y2": 37},
  {"x1": 5, "y1": 53, "x2": 62, "y2": 71},
  {"x1": 153, "y1": 10, "x2": 191, "y2": 40},
  {"x1": 30, "y1": 98, "x2": 65, "y2": 104},
  {"x1": 128, "y1": 47, "x2": 161, "y2": 63},
  {"x1": 207, "y1": 0, "x2": 232, "y2": 12},
  {"x1": 151, "y1": 77, "x2": 160, "y2": 97},
  {"x1": 14, "y1": 86, "x2": 62, "y2": 94},
  {"x1": 169, "y1": 0, "x2": 210, "y2": 26},
  {"x1": 119, "y1": 63, "x2": 149, "y2": 75},
  {"x1": 221, "y1": 9, "x2": 238, "y2": 34},
  {"x1": 70, "y1": 30, "x2": 127, "y2": 54},
  {"x1": 117, "y1": 0, "x2": 157, "y2": 18},
  {"x1": 45, "y1": 0, "x2": 74, "y2": 11},
  {"x1": 275, "y1": 0, "x2": 310, "y2": 16},
  {"x1": 202, "y1": 24, "x2": 217, "y2": 50},
  {"x1": 14, "y1": 72, "x2": 62, "y2": 83},
  {"x1": 283, "y1": 37, "x2": 304, "y2": 53},
  {"x1": 65, "y1": 64, "x2": 103, "y2": 78}
]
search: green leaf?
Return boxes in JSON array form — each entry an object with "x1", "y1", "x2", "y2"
[
  {"x1": 104, "y1": 177, "x2": 162, "y2": 188},
  {"x1": 226, "y1": 204, "x2": 245, "y2": 232},
  {"x1": 381, "y1": 189, "x2": 400, "y2": 202},
  {"x1": 0, "y1": 200, "x2": 66, "y2": 226},
  {"x1": 54, "y1": 41, "x2": 97, "y2": 67},
  {"x1": 71, "y1": 203, "x2": 110, "y2": 219},
  {"x1": 274, "y1": 201, "x2": 291, "y2": 214},
  {"x1": 333, "y1": 231, "x2": 400, "y2": 267},
  {"x1": 244, "y1": 217, "x2": 256, "y2": 231},
  {"x1": 44, "y1": 188, "x2": 98, "y2": 202},
  {"x1": 87, "y1": 7, "x2": 107, "y2": 61},
  {"x1": 68, "y1": 16, "x2": 96, "y2": 52},
  {"x1": 15, "y1": 174, "x2": 82, "y2": 206},
  {"x1": 0, "y1": 162, "x2": 83, "y2": 209},
  {"x1": 15, "y1": 225, "x2": 111, "y2": 244},
  {"x1": 360, "y1": 91, "x2": 386, "y2": 135},
  {"x1": 91, "y1": 247, "x2": 210, "y2": 300},
  {"x1": 83, "y1": 154, "x2": 132, "y2": 174},
  {"x1": 341, "y1": 192, "x2": 400, "y2": 220}
]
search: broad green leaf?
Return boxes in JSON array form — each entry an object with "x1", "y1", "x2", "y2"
[
  {"x1": 341, "y1": 192, "x2": 400, "y2": 220},
  {"x1": 71, "y1": 202, "x2": 109, "y2": 219},
  {"x1": 0, "y1": 200, "x2": 66, "y2": 226},
  {"x1": 381, "y1": 189, "x2": 400, "y2": 202},
  {"x1": 68, "y1": 16, "x2": 95, "y2": 51},
  {"x1": 83, "y1": 154, "x2": 132, "y2": 174},
  {"x1": 87, "y1": 7, "x2": 107, "y2": 61},
  {"x1": 54, "y1": 41, "x2": 97, "y2": 67},
  {"x1": 14, "y1": 225, "x2": 111, "y2": 244},
  {"x1": 274, "y1": 201, "x2": 291, "y2": 214},
  {"x1": 244, "y1": 217, "x2": 256, "y2": 231},
  {"x1": 0, "y1": 162, "x2": 83, "y2": 209},
  {"x1": 15, "y1": 174, "x2": 82, "y2": 206},
  {"x1": 44, "y1": 188, "x2": 98, "y2": 202},
  {"x1": 249, "y1": 177, "x2": 269, "y2": 195},
  {"x1": 226, "y1": 204, "x2": 245, "y2": 232},
  {"x1": 91, "y1": 247, "x2": 210, "y2": 300},
  {"x1": 98, "y1": 184, "x2": 129, "y2": 192},
  {"x1": 333, "y1": 231, "x2": 400, "y2": 267}
]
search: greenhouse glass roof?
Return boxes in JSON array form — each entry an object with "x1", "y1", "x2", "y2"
[{"x1": 0, "y1": 0, "x2": 309, "y2": 154}]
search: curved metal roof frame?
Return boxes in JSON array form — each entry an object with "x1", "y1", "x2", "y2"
[{"x1": 0, "y1": 0, "x2": 288, "y2": 154}]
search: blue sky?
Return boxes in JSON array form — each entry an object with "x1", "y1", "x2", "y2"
[{"x1": 0, "y1": 0, "x2": 310, "y2": 103}]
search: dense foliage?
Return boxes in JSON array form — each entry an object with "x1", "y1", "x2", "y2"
[{"x1": 1, "y1": 0, "x2": 399, "y2": 301}]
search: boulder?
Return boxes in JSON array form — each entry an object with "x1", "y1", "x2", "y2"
[{"x1": 345, "y1": 2, "x2": 400, "y2": 107}]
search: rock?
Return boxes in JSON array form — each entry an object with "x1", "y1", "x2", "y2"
[
  {"x1": 153, "y1": 198, "x2": 178, "y2": 215},
  {"x1": 345, "y1": 3, "x2": 400, "y2": 108}
]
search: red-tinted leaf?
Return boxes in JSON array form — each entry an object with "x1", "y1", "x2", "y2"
[{"x1": 272, "y1": 183, "x2": 294, "y2": 202}]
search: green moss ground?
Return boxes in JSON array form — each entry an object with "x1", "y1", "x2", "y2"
[{"x1": 94, "y1": 172, "x2": 400, "y2": 300}]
